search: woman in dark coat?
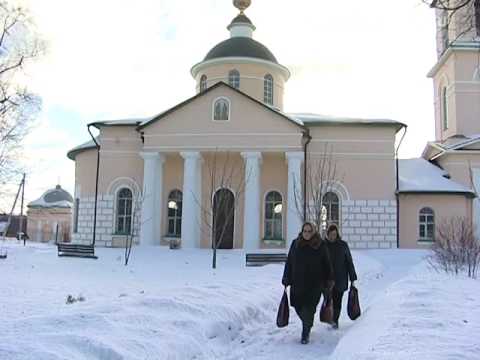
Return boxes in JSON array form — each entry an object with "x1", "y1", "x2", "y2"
[
  {"x1": 282, "y1": 222, "x2": 334, "y2": 344},
  {"x1": 325, "y1": 223, "x2": 357, "y2": 329}
]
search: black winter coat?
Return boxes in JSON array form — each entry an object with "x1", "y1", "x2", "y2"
[
  {"x1": 326, "y1": 238, "x2": 357, "y2": 292},
  {"x1": 282, "y1": 237, "x2": 334, "y2": 308}
]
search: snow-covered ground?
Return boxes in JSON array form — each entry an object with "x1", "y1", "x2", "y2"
[{"x1": 0, "y1": 241, "x2": 479, "y2": 360}]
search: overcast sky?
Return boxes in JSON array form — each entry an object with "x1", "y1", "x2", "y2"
[{"x1": 1, "y1": 0, "x2": 438, "y2": 213}]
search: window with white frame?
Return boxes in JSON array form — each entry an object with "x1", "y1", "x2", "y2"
[
  {"x1": 213, "y1": 98, "x2": 230, "y2": 121},
  {"x1": 167, "y1": 190, "x2": 182, "y2": 237},
  {"x1": 200, "y1": 75, "x2": 207, "y2": 92},
  {"x1": 419, "y1": 207, "x2": 435, "y2": 242},
  {"x1": 264, "y1": 74, "x2": 274, "y2": 105},
  {"x1": 442, "y1": 86, "x2": 449, "y2": 130},
  {"x1": 321, "y1": 192, "x2": 340, "y2": 231},
  {"x1": 116, "y1": 188, "x2": 133, "y2": 234},
  {"x1": 264, "y1": 191, "x2": 283, "y2": 240},
  {"x1": 228, "y1": 69, "x2": 240, "y2": 89}
]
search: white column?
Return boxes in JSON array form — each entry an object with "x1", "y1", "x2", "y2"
[
  {"x1": 286, "y1": 152, "x2": 304, "y2": 248},
  {"x1": 181, "y1": 152, "x2": 202, "y2": 248},
  {"x1": 241, "y1": 152, "x2": 262, "y2": 251},
  {"x1": 140, "y1": 152, "x2": 163, "y2": 246}
]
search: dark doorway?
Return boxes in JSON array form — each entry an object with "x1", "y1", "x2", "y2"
[{"x1": 212, "y1": 188, "x2": 235, "y2": 249}]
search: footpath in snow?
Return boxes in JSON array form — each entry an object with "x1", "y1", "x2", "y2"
[{"x1": 0, "y1": 241, "x2": 478, "y2": 359}]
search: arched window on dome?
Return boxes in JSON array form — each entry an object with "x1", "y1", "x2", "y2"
[
  {"x1": 228, "y1": 69, "x2": 240, "y2": 89},
  {"x1": 167, "y1": 190, "x2": 182, "y2": 237},
  {"x1": 116, "y1": 188, "x2": 133, "y2": 235},
  {"x1": 200, "y1": 75, "x2": 207, "y2": 92},
  {"x1": 264, "y1": 191, "x2": 283, "y2": 240},
  {"x1": 264, "y1": 74, "x2": 274, "y2": 105},
  {"x1": 213, "y1": 97, "x2": 230, "y2": 121}
]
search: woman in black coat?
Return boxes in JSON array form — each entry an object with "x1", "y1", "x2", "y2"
[
  {"x1": 282, "y1": 222, "x2": 334, "y2": 344},
  {"x1": 325, "y1": 223, "x2": 357, "y2": 329}
]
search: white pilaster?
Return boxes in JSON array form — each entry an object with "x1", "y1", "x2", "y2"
[
  {"x1": 241, "y1": 151, "x2": 262, "y2": 250},
  {"x1": 181, "y1": 152, "x2": 202, "y2": 248},
  {"x1": 286, "y1": 151, "x2": 304, "y2": 247},
  {"x1": 472, "y1": 168, "x2": 480, "y2": 240},
  {"x1": 140, "y1": 152, "x2": 163, "y2": 246}
]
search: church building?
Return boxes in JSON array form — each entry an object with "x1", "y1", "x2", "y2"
[{"x1": 67, "y1": 1, "x2": 480, "y2": 250}]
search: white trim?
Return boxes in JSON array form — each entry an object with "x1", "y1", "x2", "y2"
[
  {"x1": 107, "y1": 177, "x2": 141, "y2": 196},
  {"x1": 263, "y1": 189, "x2": 284, "y2": 241},
  {"x1": 211, "y1": 187, "x2": 237, "y2": 249},
  {"x1": 310, "y1": 139, "x2": 392, "y2": 143},
  {"x1": 144, "y1": 145, "x2": 303, "y2": 150},
  {"x1": 326, "y1": 181, "x2": 351, "y2": 202},
  {"x1": 191, "y1": 57, "x2": 291, "y2": 81},
  {"x1": 428, "y1": 43, "x2": 480, "y2": 77},
  {"x1": 143, "y1": 132, "x2": 301, "y2": 137},
  {"x1": 196, "y1": 74, "x2": 285, "y2": 92},
  {"x1": 212, "y1": 96, "x2": 232, "y2": 122}
]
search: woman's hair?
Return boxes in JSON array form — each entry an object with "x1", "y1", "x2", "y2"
[
  {"x1": 301, "y1": 222, "x2": 316, "y2": 233},
  {"x1": 327, "y1": 223, "x2": 340, "y2": 237}
]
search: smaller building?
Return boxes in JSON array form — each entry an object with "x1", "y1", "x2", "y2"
[{"x1": 26, "y1": 185, "x2": 73, "y2": 243}]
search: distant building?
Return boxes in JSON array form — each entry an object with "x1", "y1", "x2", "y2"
[{"x1": 26, "y1": 185, "x2": 73, "y2": 243}]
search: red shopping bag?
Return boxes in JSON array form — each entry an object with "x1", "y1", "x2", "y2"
[{"x1": 319, "y1": 293, "x2": 334, "y2": 324}]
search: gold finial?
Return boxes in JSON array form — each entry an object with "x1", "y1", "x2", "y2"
[{"x1": 233, "y1": 0, "x2": 251, "y2": 14}]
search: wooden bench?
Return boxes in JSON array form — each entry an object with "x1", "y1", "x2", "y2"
[
  {"x1": 246, "y1": 253, "x2": 287, "y2": 267},
  {"x1": 57, "y1": 243, "x2": 98, "y2": 259}
]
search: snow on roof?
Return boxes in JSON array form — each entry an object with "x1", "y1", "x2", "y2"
[
  {"x1": 67, "y1": 138, "x2": 97, "y2": 160},
  {"x1": 287, "y1": 113, "x2": 405, "y2": 129},
  {"x1": 28, "y1": 185, "x2": 73, "y2": 209},
  {"x1": 398, "y1": 158, "x2": 475, "y2": 196},
  {"x1": 92, "y1": 118, "x2": 152, "y2": 127}
]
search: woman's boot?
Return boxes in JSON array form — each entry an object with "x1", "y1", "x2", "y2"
[{"x1": 301, "y1": 324, "x2": 311, "y2": 344}]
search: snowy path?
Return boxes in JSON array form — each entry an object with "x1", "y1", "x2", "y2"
[
  {"x1": 3, "y1": 242, "x2": 477, "y2": 359},
  {"x1": 216, "y1": 250, "x2": 426, "y2": 360}
]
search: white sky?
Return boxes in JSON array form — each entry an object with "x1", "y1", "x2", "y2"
[{"x1": 1, "y1": 0, "x2": 438, "y2": 213}]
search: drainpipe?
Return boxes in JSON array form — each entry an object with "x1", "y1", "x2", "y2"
[
  {"x1": 395, "y1": 125, "x2": 407, "y2": 249},
  {"x1": 302, "y1": 129, "x2": 312, "y2": 223},
  {"x1": 87, "y1": 124, "x2": 100, "y2": 247}
]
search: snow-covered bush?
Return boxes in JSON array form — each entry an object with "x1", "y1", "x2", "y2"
[{"x1": 428, "y1": 217, "x2": 480, "y2": 278}]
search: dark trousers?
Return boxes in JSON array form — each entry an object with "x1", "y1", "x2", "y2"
[
  {"x1": 294, "y1": 304, "x2": 316, "y2": 329},
  {"x1": 332, "y1": 288, "x2": 344, "y2": 324}
]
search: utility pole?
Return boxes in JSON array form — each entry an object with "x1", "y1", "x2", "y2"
[{"x1": 19, "y1": 173, "x2": 26, "y2": 245}]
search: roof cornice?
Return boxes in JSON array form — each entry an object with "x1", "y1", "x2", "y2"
[
  {"x1": 428, "y1": 41, "x2": 480, "y2": 78},
  {"x1": 191, "y1": 57, "x2": 291, "y2": 81}
]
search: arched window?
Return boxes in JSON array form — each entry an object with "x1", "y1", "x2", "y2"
[
  {"x1": 264, "y1": 74, "x2": 274, "y2": 105},
  {"x1": 442, "y1": 86, "x2": 449, "y2": 130},
  {"x1": 167, "y1": 190, "x2": 182, "y2": 237},
  {"x1": 264, "y1": 191, "x2": 283, "y2": 240},
  {"x1": 200, "y1": 75, "x2": 207, "y2": 92},
  {"x1": 228, "y1": 69, "x2": 240, "y2": 89},
  {"x1": 475, "y1": 0, "x2": 480, "y2": 37},
  {"x1": 116, "y1": 188, "x2": 133, "y2": 234},
  {"x1": 419, "y1": 207, "x2": 435, "y2": 242},
  {"x1": 213, "y1": 98, "x2": 230, "y2": 121},
  {"x1": 321, "y1": 192, "x2": 339, "y2": 231}
]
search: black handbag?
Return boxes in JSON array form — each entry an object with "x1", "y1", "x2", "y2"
[
  {"x1": 347, "y1": 286, "x2": 361, "y2": 320},
  {"x1": 276, "y1": 288, "x2": 289, "y2": 328}
]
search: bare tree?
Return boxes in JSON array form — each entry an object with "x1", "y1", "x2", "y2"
[
  {"x1": 428, "y1": 216, "x2": 480, "y2": 278},
  {"x1": 0, "y1": 1, "x2": 43, "y2": 191},
  {"x1": 424, "y1": 0, "x2": 480, "y2": 42},
  {"x1": 294, "y1": 143, "x2": 345, "y2": 235},
  {"x1": 194, "y1": 150, "x2": 247, "y2": 269},
  {"x1": 124, "y1": 188, "x2": 143, "y2": 266}
]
